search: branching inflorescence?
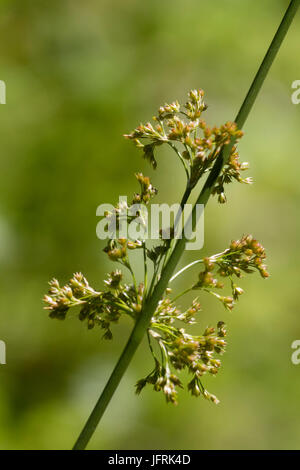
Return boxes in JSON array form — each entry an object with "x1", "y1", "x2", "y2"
[
  {"x1": 124, "y1": 90, "x2": 250, "y2": 202},
  {"x1": 44, "y1": 89, "x2": 269, "y2": 406}
]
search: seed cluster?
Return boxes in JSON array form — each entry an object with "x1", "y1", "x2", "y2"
[
  {"x1": 125, "y1": 89, "x2": 249, "y2": 200},
  {"x1": 44, "y1": 233, "x2": 268, "y2": 404},
  {"x1": 136, "y1": 296, "x2": 227, "y2": 404},
  {"x1": 44, "y1": 271, "x2": 138, "y2": 339},
  {"x1": 192, "y1": 235, "x2": 269, "y2": 311},
  {"x1": 43, "y1": 89, "x2": 269, "y2": 406}
]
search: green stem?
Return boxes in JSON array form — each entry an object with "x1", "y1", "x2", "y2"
[
  {"x1": 73, "y1": 0, "x2": 299, "y2": 450},
  {"x1": 171, "y1": 287, "x2": 193, "y2": 303},
  {"x1": 126, "y1": 262, "x2": 138, "y2": 294},
  {"x1": 147, "y1": 182, "x2": 192, "y2": 298},
  {"x1": 168, "y1": 142, "x2": 190, "y2": 180},
  {"x1": 142, "y1": 241, "x2": 148, "y2": 294},
  {"x1": 170, "y1": 259, "x2": 204, "y2": 282},
  {"x1": 161, "y1": 182, "x2": 192, "y2": 270},
  {"x1": 169, "y1": 249, "x2": 241, "y2": 282}
]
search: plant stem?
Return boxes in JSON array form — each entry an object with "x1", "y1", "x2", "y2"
[
  {"x1": 147, "y1": 182, "x2": 192, "y2": 298},
  {"x1": 142, "y1": 241, "x2": 148, "y2": 293},
  {"x1": 161, "y1": 182, "x2": 192, "y2": 271},
  {"x1": 171, "y1": 287, "x2": 193, "y2": 303},
  {"x1": 168, "y1": 142, "x2": 190, "y2": 180},
  {"x1": 73, "y1": 0, "x2": 299, "y2": 450},
  {"x1": 170, "y1": 259, "x2": 204, "y2": 282}
]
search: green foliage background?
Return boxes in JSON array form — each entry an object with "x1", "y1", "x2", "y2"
[{"x1": 0, "y1": 0, "x2": 299, "y2": 449}]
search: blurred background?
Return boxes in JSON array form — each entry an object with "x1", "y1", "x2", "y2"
[{"x1": 0, "y1": 0, "x2": 299, "y2": 450}]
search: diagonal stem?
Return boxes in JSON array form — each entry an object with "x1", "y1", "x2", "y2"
[{"x1": 73, "y1": 0, "x2": 300, "y2": 450}]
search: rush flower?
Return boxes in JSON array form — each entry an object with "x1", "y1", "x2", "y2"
[
  {"x1": 125, "y1": 90, "x2": 246, "y2": 198},
  {"x1": 43, "y1": 89, "x2": 269, "y2": 406}
]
